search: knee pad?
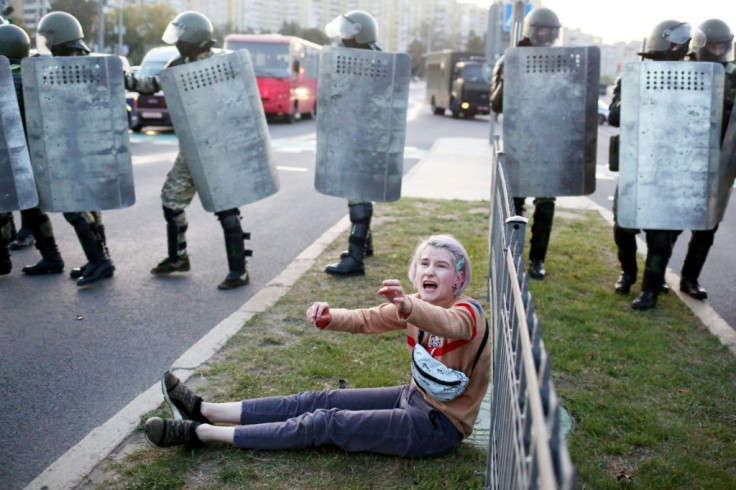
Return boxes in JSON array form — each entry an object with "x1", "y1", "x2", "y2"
[
  {"x1": 163, "y1": 206, "x2": 187, "y2": 228},
  {"x1": 63, "y1": 212, "x2": 87, "y2": 227},
  {"x1": 348, "y1": 202, "x2": 372, "y2": 223},
  {"x1": 216, "y1": 209, "x2": 241, "y2": 232}
]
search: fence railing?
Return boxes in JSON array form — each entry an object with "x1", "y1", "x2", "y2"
[{"x1": 484, "y1": 136, "x2": 576, "y2": 489}]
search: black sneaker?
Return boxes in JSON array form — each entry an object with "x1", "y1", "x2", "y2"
[
  {"x1": 162, "y1": 371, "x2": 210, "y2": 423},
  {"x1": 144, "y1": 417, "x2": 201, "y2": 447}
]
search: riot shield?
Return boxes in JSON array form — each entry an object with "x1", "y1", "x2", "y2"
[
  {"x1": 0, "y1": 56, "x2": 37, "y2": 212},
  {"x1": 21, "y1": 55, "x2": 134, "y2": 212},
  {"x1": 158, "y1": 50, "x2": 278, "y2": 213},
  {"x1": 502, "y1": 46, "x2": 600, "y2": 197},
  {"x1": 617, "y1": 61, "x2": 724, "y2": 230},
  {"x1": 315, "y1": 47, "x2": 411, "y2": 202},
  {"x1": 717, "y1": 99, "x2": 736, "y2": 222}
]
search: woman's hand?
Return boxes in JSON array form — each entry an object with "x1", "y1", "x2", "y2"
[
  {"x1": 377, "y1": 279, "x2": 412, "y2": 317},
  {"x1": 306, "y1": 302, "x2": 332, "y2": 328}
]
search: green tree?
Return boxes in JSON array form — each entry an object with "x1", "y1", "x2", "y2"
[
  {"x1": 117, "y1": 3, "x2": 177, "y2": 64},
  {"x1": 407, "y1": 39, "x2": 426, "y2": 77},
  {"x1": 300, "y1": 27, "x2": 330, "y2": 46},
  {"x1": 278, "y1": 21, "x2": 301, "y2": 37},
  {"x1": 466, "y1": 31, "x2": 485, "y2": 53}
]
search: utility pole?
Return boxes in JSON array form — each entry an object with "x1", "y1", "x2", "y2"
[
  {"x1": 117, "y1": 0, "x2": 125, "y2": 55},
  {"x1": 98, "y1": 0, "x2": 104, "y2": 52}
]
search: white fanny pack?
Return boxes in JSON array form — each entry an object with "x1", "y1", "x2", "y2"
[{"x1": 411, "y1": 320, "x2": 488, "y2": 402}]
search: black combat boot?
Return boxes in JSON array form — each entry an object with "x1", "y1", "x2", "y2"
[
  {"x1": 341, "y1": 229, "x2": 373, "y2": 259},
  {"x1": 615, "y1": 271, "x2": 636, "y2": 294},
  {"x1": 0, "y1": 239, "x2": 10, "y2": 275},
  {"x1": 217, "y1": 210, "x2": 251, "y2": 290},
  {"x1": 613, "y1": 225, "x2": 638, "y2": 293},
  {"x1": 527, "y1": 199, "x2": 555, "y2": 280},
  {"x1": 679, "y1": 229, "x2": 714, "y2": 300},
  {"x1": 1, "y1": 215, "x2": 12, "y2": 275},
  {"x1": 21, "y1": 236, "x2": 65, "y2": 275},
  {"x1": 71, "y1": 219, "x2": 114, "y2": 286},
  {"x1": 632, "y1": 290, "x2": 658, "y2": 310},
  {"x1": 152, "y1": 207, "x2": 190, "y2": 275},
  {"x1": 326, "y1": 203, "x2": 372, "y2": 277}
]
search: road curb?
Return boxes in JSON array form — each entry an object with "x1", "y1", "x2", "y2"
[{"x1": 25, "y1": 215, "x2": 352, "y2": 490}]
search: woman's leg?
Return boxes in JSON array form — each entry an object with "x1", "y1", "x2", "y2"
[{"x1": 232, "y1": 386, "x2": 462, "y2": 457}]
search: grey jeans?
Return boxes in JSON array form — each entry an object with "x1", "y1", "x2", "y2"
[{"x1": 233, "y1": 384, "x2": 462, "y2": 457}]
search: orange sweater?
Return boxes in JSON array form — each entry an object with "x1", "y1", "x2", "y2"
[{"x1": 322, "y1": 294, "x2": 490, "y2": 437}]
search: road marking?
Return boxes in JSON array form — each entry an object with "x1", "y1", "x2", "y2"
[
  {"x1": 277, "y1": 166, "x2": 308, "y2": 172},
  {"x1": 131, "y1": 134, "x2": 427, "y2": 160}
]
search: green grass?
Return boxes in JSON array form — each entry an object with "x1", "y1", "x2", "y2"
[{"x1": 82, "y1": 199, "x2": 736, "y2": 489}]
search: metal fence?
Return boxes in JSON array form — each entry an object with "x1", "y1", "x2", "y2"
[{"x1": 484, "y1": 137, "x2": 576, "y2": 489}]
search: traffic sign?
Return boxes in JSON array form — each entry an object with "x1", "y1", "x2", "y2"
[{"x1": 503, "y1": 2, "x2": 532, "y2": 32}]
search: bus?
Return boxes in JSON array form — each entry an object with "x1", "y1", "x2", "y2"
[{"x1": 224, "y1": 34, "x2": 322, "y2": 123}]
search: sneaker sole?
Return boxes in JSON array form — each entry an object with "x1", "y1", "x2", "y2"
[{"x1": 161, "y1": 373, "x2": 184, "y2": 420}]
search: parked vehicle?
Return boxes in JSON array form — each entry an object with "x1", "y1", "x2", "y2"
[
  {"x1": 598, "y1": 99, "x2": 609, "y2": 125},
  {"x1": 224, "y1": 34, "x2": 321, "y2": 123},
  {"x1": 425, "y1": 50, "x2": 490, "y2": 119},
  {"x1": 129, "y1": 46, "x2": 178, "y2": 132}
]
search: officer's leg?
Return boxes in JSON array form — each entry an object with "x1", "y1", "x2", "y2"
[
  {"x1": 69, "y1": 211, "x2": 109, "y2": 279},
  {"x1": 612, "y1": 186, "x2": 638, "y2": 293},
  {"x1": 150, "y1": 206, "x2": 191, "y2": 274},
  {"x1": 20, "y1": 207, "x2": 65, "y2": 275},
  {"x1": 679, "y1": 227, "x2": 716, "y2": 300},
  {"x1": 613, "y1": 224, "x2": 639, "y2": 293},
  {"x1": 64, "y1": 212, "x2": 115, "y2": 286},
  {"x1": 325, "y1": 202, "x2": 372, "y2": 277},
  {"x1": 512, "y1": 197, "x2": 526, "y2": 216},
  {"x1": 528, "y1": 198, "x2": 555, "y2": 280},
  {"x1": 152, "y1": 154, "x2": 196, "y2": 275},
  {"x1": 215, "y1": 208, "x2": 251, "y2": 290},
  {"x1": 632, "y1": 230, "x2": 673, "y2": 310},
  {"x1": 9, "y1": 210, "x2": 34, "y2": 249},
  {"x1": 1, "y1": 213, "x2": 13, "y2": 275}
]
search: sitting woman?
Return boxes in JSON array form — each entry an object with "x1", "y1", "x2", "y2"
[{"x1": 145, "y1": 234, "x2": 490, "y2": 458}]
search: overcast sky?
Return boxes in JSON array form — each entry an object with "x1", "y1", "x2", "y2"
[{"x1": 468, "y1": 1, "x2": 736, "y2": 45}]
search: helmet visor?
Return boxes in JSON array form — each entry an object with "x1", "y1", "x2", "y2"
[
  {"x1": 662, "y1": 22, "x2": 692, "y2": 45},
  {"x1": 162, "y1": 21, "x2": 184, "y2": 45},
  {"x1": 325, "y1": 15, "x2": 361, "y2": 39},
  {"x1": 36, "y1": 32, "x2": 52, "y2": 55}
]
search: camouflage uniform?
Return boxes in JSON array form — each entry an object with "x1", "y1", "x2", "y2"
[{"x1": 128, "y1": 49, "x2": 251, "y2": 289}]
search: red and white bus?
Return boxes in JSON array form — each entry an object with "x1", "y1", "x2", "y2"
[{"x1": 224, "y1": 34, "x2": 321, "y2": 123}]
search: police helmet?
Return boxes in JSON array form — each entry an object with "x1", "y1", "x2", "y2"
[
  {"x1": 522, "y1": 8, "x2": 561, "y2": 47},
  {"x1": 0, "y1": 24, "x2": 30, "y2": 59},
  {"x1": 694, "y1": 19, "x2": 734, "y2": 62},
  {"x1": 325, "y1": 10, "x2": 378, "y2": 45},
  {"x1": 162, "y1": 11, "x2": 215, "y2": 48},
  {"x1": 641, "y1": 20, "x2": 692, "y2": 60},
  {"x1": 36, "y1": 11, "x2": 90, "y2": 55}
]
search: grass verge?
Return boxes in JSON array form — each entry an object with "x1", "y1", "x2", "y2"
[{"x1": 82, "y1": 200, "x2": 736, "y2": 489}]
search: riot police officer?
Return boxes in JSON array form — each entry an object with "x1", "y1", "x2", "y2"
[
  {"x1": 671, "y1": 19, "x2": 736, "y2": 300},
  {"x1": 126, "y1": 11, "x2": 251, "y2": 290},
  {"x1": 608, "y1": 20, "x2": 693, "y2": 310},
  {"x1": 31, "y1": 11, "x2": 115, "y2": 286},
  {"x1": 0, "y1": 22, "x2": 64, "y2": 277},
  {"x1": 321, "y1": 10, "x2": 380, "y2": 277},
  {"x1": 490, "y1": 7, "x2": 561, "y2": 280}
]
